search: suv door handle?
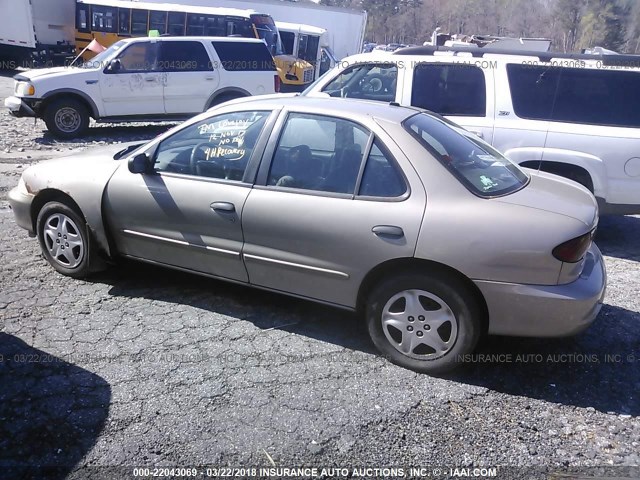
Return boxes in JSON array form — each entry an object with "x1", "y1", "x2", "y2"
[
  {"x1": 372, "y1": 225, "x2": 404, "y2": 238},
  {"x1": 210, "y1": 202, "x2": 235, "y2": 213}
]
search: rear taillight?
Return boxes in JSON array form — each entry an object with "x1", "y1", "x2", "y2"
[
  {"x1": 552, "y1": 230, "x2": 594, "y2": 263},
  {"x1": 274, "y1": 74, "x2": 280, "y2": 93}
]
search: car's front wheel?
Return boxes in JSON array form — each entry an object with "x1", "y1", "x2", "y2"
[
  {"x1": 366, "y1": 272, "x2": 481, "y2": 374},
  {"x1": 36, "y1": 202, "x2": 91, "y2": 278},
  {"x1": 44, "y1": 98, "x2": 90, "y2": 139}
]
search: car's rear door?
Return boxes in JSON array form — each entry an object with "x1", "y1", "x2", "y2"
[
  {"x1": 240, "y1": 110, "x2": 426, "y2": 308},
  {"x1": 104, "y1": 109, "x2": 277, "y2": 281},
  {"x1": 160, "y1": 40, "x2": 219, "y2": 115}
]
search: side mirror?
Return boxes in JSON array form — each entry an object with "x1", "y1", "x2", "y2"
[
  {"x1": 128, "y1": 153, "x2": 151, "y2": 174},
  {"x1": 106, "y1": 58, "x2": 121, "y2": 73}
]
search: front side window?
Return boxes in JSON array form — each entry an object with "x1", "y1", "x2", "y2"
[
  {"x1": 404, "y1": 113, "x2": 528, "y2": 197},
  {"x1": 154, "y1": 111, "x2": 270, "y2": 180},
  {"x1": 411, "y1": 64, "x2": 486, "y2": 116},
  {"x1": 322, "y1": 63, "x2": 397, "y2": 102},
  {"x1": 268, "y1": 113, "x2": 369, "y2": 194},
  {"x1": 115, "y1": 42, "x2": 158, "y2": 72},
  {"x1": 159, "y1": 41, "x2": 210, "y2": 72}
]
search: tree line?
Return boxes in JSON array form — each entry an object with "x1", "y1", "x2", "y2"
[{"x1": 319, "y1": 0, "x2": 640, "y2": 53}]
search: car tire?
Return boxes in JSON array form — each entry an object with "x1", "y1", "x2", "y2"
[
  {"x1": 36, "y1": 201, "x2": 91, "y2": 278},
  {"x1": 208, "y1": 93, "x2": 242, "y2": 109},
  {"x1": 44, "y1": 98, "x2": 90, "y2": 139},
  {"x1": 366, "y1": 272, "x2": 481, "y2": 374}
]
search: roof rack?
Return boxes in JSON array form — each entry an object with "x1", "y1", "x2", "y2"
[{"x1": 393, "y1": 45, "x2": 640, "y2": 68}]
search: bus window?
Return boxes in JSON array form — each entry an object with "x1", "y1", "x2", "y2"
[
  {"x1": 77, "y1": 4, "x2": 89, "y2": 33},
  {"x1": 225, "y1": 17, "x2": 252, "y2": 37},
  {"x1": 280, "y1": 31, "x2": 295, "y2": 55},
  {"x1": 118, "y1": 8, "x2": 130, "y2": 35},
  {"x1": 149, "y1": 11, "x2": 167, "y2": 35},
  {"x1": 187, "y1": 14, "x2": 205, "y2": 36},
  {"x1": 299, "y1": 35, "x2": 320, "y2": 64},
  {"x1": 91, "y1": 5, "x2": 117, "y2": 33},
  {"x1": 205, "y1": 16, "x2": 226, "y2": 36},
  {"x1": 131, "y1": 9, "x2": 148, "y2": 35},
  {"x1": 168, "y1": 12, "x2": 186, "y2": 35}
]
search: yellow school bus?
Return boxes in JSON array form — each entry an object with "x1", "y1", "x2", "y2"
[{"x1": 75, "y1": 0, "x2": 314, "y2": 91}]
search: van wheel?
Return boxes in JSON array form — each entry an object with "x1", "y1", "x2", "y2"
[
  {"x1": 36, "y1": 201, "x2": 91, "y2": 278},
  {"x1": 366, "y1": 272, "x2": 481, "y2": 374},
  {"x1": 44, "y1": 98, "x2": 90, "y2": 139}
]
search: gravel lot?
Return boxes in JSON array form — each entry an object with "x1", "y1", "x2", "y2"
[{"x1": 0, "y1": 70, "x2": 639, "y2": 480}]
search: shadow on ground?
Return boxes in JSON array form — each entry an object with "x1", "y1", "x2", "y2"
[
  {"x1": 93, "y1": 260, "x2": 640, "y2": 416},
  {"x1": 33, "y1": 124, "x2": 175, "y2": 145},
  {"x1": 450, "y1": 303, "x2": 640, "y2": 415},
  {"x1": 595, "y1": 214, "x2": 640, "y2": 261},
  {"x1": 0, "y1": 333, "x2": 111, "y2": 479}
]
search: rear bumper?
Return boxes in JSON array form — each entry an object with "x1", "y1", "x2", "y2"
[
  {"x1": 476, "y1": 243, "x2": 606, "y2": 337},
  {"x1": 8, "y1": 185, "x2": 35, "y2": 234},
  {"x1": 4, "y1": 96, "x2": 37, "y2": 118}
]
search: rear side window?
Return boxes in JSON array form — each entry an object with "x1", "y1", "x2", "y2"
[
  {"x1": 159, "y1": 41, "x2": 210, "y2": 72},
  {"x1": 553, "y1": 67, "x2": 640, "y2": 128},
  {"x1": 322, "y1": 63, "x2": 397, "y2": 102},
  {"x1": 359, "y1": 140, "x2": 406, "y2": 198},
  {"x1": 411, "y1": 64, "x2": 486, "y2": 116},
  {"x1": 507, "y1": 64, "x2": 561, "y2": 120},
  {"x1": 212, "y1": 42, "x2": 276, "y2": 71},
  {"x1": 404, "y1": 113, "x2": 528, "y2": 197}
]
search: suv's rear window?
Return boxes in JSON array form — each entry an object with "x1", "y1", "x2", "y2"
[
  {"x1": 212, "y1": 41, "x2": 276, "y2": 71},
  {"x1": 404, "y1": 113, "x2": 528, "y2": 197}
]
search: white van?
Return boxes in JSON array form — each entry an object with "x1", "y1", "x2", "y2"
[
  {"x1": 5, "y1": 36, "x2": 279, "y2": 138},
  {"x1": 304, "y1": 46, "x2": 640, "y2": 214}
]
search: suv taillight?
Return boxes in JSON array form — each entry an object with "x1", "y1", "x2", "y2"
[
  {"x1": 552, "y1": 230, "x2": 594, "y2": 263},
  {"x1": 274, "y1": 74, "x2": 280, "y2": 93}
]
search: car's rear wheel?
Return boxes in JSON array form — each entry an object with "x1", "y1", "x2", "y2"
[
  {"x1": 44, "y1": 98, "x2": 90, "y2": 139},
  {"x1": 36, "y1": 202, "x2": 90, "y2": 278},
  {"x1": 366, "y1": 272, "x2": 481, "y2": 374}
]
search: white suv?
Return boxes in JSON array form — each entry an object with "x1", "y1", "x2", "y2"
[
  {"x1": 5, "y1": 36, "x2": 279, "y2": 138},
  {"x1": 304, "y1": 46, "x2": 640, "y2": 215}
]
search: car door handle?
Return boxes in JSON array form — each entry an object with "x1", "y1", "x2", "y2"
[
  {"x1": 210, "y1": 202, "x2": 235, "y2": 213},
  {"x1": 372, "y1": 225, "x2": 404, "y2": 238},
  {"x1": 205, "y1": 76, "x2": 215, "y2": 81}
]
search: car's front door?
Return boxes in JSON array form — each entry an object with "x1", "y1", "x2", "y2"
[
  {"x1": 99, "y1": 40, "x2": 165, "y2": 117},
  {"x1": 104, "y1": 110, "x2": 275, "y2": 281},
  {"x1": 241, "y1": 111, "x2": 426, "y2": 308}
]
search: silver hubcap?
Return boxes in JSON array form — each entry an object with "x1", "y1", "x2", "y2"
[
  {"x1": 54, "y1": 107, "x2": 81, "y2": 133},
  {"x1": 381, "y1": 289, "x2": 458, "y2": 360},
  {"x1": 43, "y1": 213, "x2": 84, "y2": 269}
]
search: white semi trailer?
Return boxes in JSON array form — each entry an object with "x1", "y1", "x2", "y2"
[{"x1": 0, "y1": 0, "x2": 75, "y2": 66}]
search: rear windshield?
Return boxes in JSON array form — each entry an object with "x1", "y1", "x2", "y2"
[{"x1": 403, "y1": 113, "x2": 528, "y2": 197}]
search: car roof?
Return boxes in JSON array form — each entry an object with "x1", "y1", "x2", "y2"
[
  {"x1": 215, "y1": 95, "x2": 421, "y2": 123},
  {"x1": 121, "y1": 36, "x2": 266, "y2": 44}
]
